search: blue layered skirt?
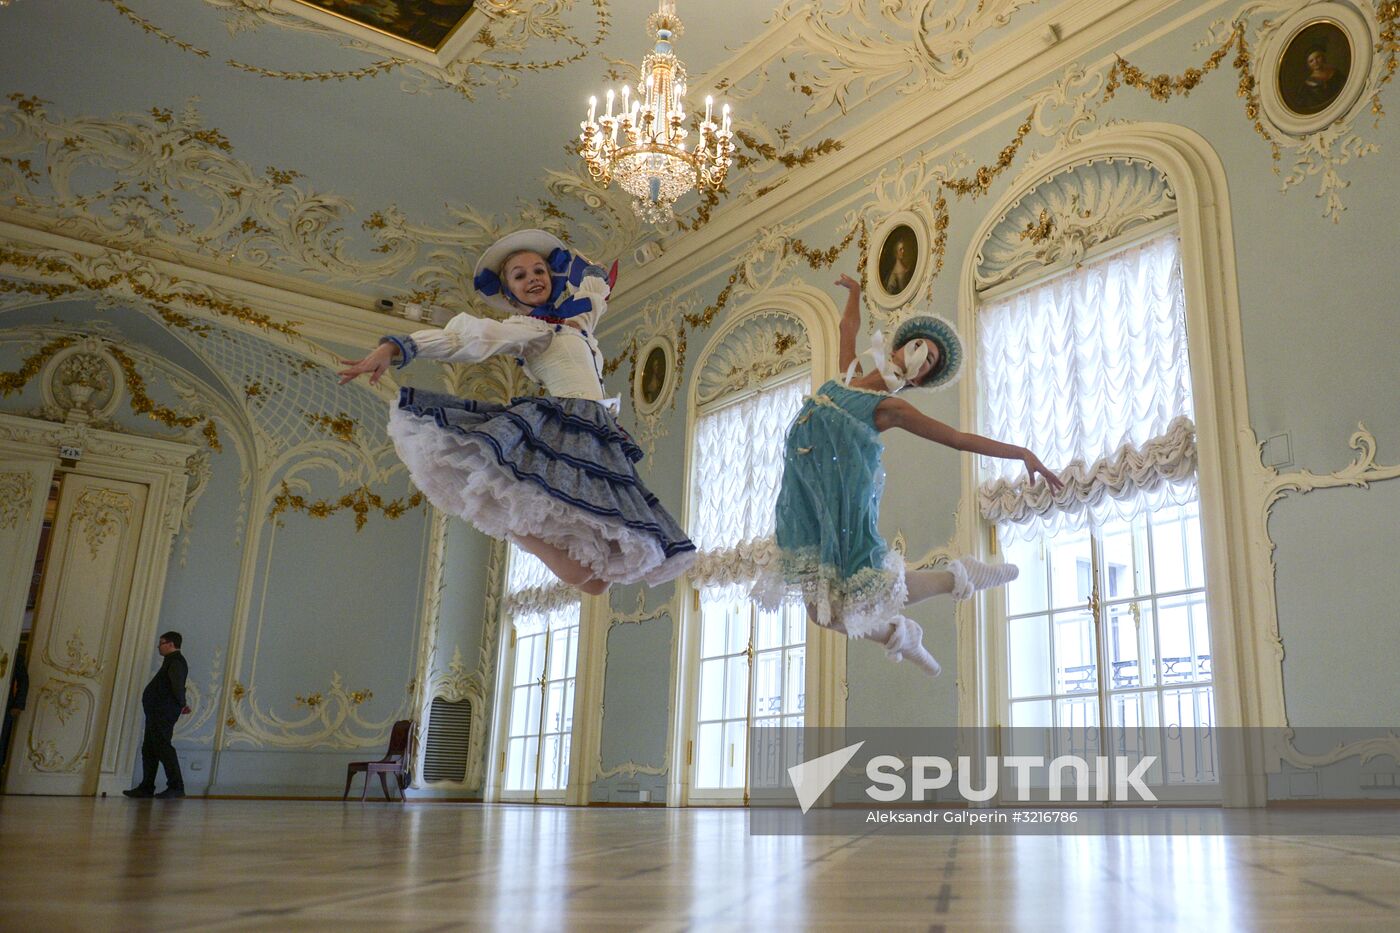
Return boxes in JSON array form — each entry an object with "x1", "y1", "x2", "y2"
[{"x1": 389, "y1": 387, "x2": 695, "y2": 586}]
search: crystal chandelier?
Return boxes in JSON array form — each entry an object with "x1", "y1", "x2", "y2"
[{"x1": 579, "y1": 0, "x2": 734, "y2": 224}]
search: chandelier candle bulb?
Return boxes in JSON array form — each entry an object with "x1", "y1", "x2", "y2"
[{"x1": 579, "y1": 0, "x2": 733, "y2": 223}]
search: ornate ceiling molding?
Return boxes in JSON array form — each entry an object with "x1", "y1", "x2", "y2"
[
  {"x1": 0, "y1": 94, "x2": 630, "y2": 311},
  {"x1": 773, "y1": 0, "x2": 1043, "y2": 116}
]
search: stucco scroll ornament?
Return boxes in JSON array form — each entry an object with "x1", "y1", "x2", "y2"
[
  {"x1": 773, "y1": 0, "x2": 1042, "y2": 115},
  {"x1": 0, "y1": 469, "x2": 34, "y2": 530},
  {"x1": 27, "y1": 680, "x2": 94, "y2": 772},
  {"x1": 225, "y1": 672, "x2": 410, "y2": 750},
  {"x1": 973, "y1": 158, "x2": 1178, "y2": 292},
  {"x1": 72, "y1": 487, "x2": 135, "y2": 560},
  {"x1": 1238, "y1": 420, "x2": 1400, "y2": 754},
  {"x1": 0, "y1": 96, "x2": 624, "y2": 302},
  {"x1": 693, "y1": 310, "x2": 810, "y2": 409}
]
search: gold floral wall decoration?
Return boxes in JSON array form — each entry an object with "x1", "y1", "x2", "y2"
[
  {"x1": 107, "y1": 346, "x2": 223, "y2": 451},
  {"x1": 1102, "y1": 20, "x2": 1280, "y2": 162},
  {"x1": 0, "y1": 335, "x2": 79, "y2": 395},
  {"x1": 268, "y1": 479, "x2": 424, "y2": 531},
  {"x1": 304, "y1": 412, "x2": 357, "y2": 444}
]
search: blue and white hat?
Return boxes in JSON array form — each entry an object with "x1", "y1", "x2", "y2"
[
  {"x1": 892, "y1": 314, "x2": 963, "y2": 390},
  {"x1": 471, "y1": 229, "x2": 567, "y2": 314}
]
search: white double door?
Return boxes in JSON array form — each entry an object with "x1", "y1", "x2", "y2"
[{"x1": 3, "y1": 470, "x2": 153, "y2": 796}]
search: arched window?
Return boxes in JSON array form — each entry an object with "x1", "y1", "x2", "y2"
[
  {"x1": 496, "y1": 546, "x2": 581, "y2": 802},
  {"x1": 679, "y1": 309, "x2": 814, "y2": 804},
  {"x1": 973, "y1": 158, "x2": 1217, "y2": 801}
]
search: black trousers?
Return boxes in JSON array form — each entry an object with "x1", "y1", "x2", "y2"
[{"x1": 139, "y1": 713, "x2": 182, "y2": 790}]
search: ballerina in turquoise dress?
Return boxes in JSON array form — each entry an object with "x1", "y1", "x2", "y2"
[{"x1": 754, "y1": 274, "x2": 1063, "y2": 676}]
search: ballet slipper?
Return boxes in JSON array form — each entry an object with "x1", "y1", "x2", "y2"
[
  {"x1": 882, "y1": 616, "x2": 941, "y2": 677},
  {"x1": 948, "y1": 556, "x2": 1019, "y2": 601}
]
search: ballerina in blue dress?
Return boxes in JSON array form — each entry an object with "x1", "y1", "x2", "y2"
[
  {"x1": 754, "y1": 274, "x2": 1063, "y2": 675},
  {"x1": 338, "y1": 229, "x2": 696, "y2": 595}
]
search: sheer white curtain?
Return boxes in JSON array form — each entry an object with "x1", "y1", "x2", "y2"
[
  {"x1": 504, "y1": 545, "x2": 578, "y2": 633},
  {"x1": 978, "y1": 233, "x2": 1197, "y2": 538},
  {"x1": 689, "y1": 376, "x2": 810, "y2": 602}
]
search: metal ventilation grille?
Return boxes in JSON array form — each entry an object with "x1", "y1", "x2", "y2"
[{"x1": 422, "y1": 697, "x2": 473, "y2": 783}]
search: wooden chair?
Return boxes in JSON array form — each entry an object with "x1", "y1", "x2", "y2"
[{"x1": 344, "y1": 719, "x2": 414, "y2": 802}]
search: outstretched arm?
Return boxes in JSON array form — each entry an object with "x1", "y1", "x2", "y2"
[
  {"x1": 337, "y1": 314, "x2": 554, "y2": 386},
  {"x1": 873, "y1": 397, "x2": 1065, "y2": 491},
  {"x1": 835, "y1": 274, "x2": 862, "y2": 376}
]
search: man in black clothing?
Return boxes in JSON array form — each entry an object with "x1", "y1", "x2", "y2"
[
  {"x1": 123, "y1": 631, "x2": 189, "y2": 799},
  {"x1": 2, "y1": 643, "x2": 28, "y2": 776}
]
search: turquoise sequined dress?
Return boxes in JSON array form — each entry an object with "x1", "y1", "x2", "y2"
[{"x1": 753, "y1": 379, "x2": 908, "y2": 638}]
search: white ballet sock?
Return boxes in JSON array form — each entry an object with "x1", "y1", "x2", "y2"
[
  {"x1": 904, "y1": 569, "x2": 956, "y2": 606},
  {"x1": 947, "y1": 556, "x2": 1019, "y2": 601},
  {"x1": 880, "y1": 616, "x2": 942, "y2": 677}
]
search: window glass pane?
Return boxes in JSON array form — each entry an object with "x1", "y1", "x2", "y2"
[
  {"x1": 561, "y1": 679, "x2": 576, "y2": 734},
  {"x1": 544, "y1": 681, "x2": 568, "y2": 734},
  {"x1": 1182, "y1": 501, "x2": 1206, "y2": 588},
  {"x1": 1150, "y1": 506, "x2": 1189, "y2": 593},
  {"x1": 1099, "y1": 513, "x2": 1148, "y2": 601},
  {"x1": 753, "y1": 650, "x2": 783, "y2": 719},
  {"x1": 1053, "y1": 611, "x2": 1096, "y2": 694},
  {"x1": 1002, "y1": 532, "x2": 1048, "y2": 615},
  {"x1": 725, "y1": 656, "x2": 749, "y2": 720},
  {"x1": 785, "y1": 604, "x2": 807, "y2": 645},
  {"x1": 784, "y1": 647, "x2": 806, "y2": 716},
  {"x1": 756, "y1": 608, "x2": 783, "y2": 651},
  {"x1": 549, "y1": 627, "x2": 572, "y2": 680},
  {"x1": 1055, "y1": 697, "x2": 1100, "y2": 759},
  {"x1": 1008, "y1": 615, "x2": 1051, "y2": 699},
  {"x1": 698, "y1": 658, "x2": 725, "y2": 722},
  {"x1": 701, "y1": 604, "x2": 728, "y2": 658},
  {"x1": 1157, "y1": 596, "x2": 1200, "y2": 685},
  {"x1": 509, "y1": 684, "x2": 538, "y2": 738},
  {"x1": 1010, "y1": 699, "x2": 1052, "y2": 731},
  {"x1": 1162, "y1": 687, "x2": 1216, "y2": 783},
  {"x1": 505, "y1": 735, "x2": 538, "y2": 792},
  {"x1": 725, "y1": 604, "x2": 749, "y2": 654},
  {"x1": 1104, "y1": 601, "x2": 1156, "y2": 690},
  {"x1": 513, "y1": 633, "x2": 544, "y2": 687},
  {"x1": 696, "y1": 722, "x2": 724, "y2": 789},
  {"x1": 539, "y1": 735, "x2": 564, "y2": 791},
  {"x1": 1049, "y1": 531, "x2": 1093, "y2": 611}
]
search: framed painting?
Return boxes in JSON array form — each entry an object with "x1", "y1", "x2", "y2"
[
  {"x1": 866, "y1": 211, "x2": 931, "y2": 310},
  {"x1": 1260, "y1": 2, "x2": 1373, "y2": 137},
  {"x1": 291, "y1": 0, "x2": 477, "y2": 52},
  {"x1": 633, "y1": 337, "x2": 675, "y2": 415}
]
